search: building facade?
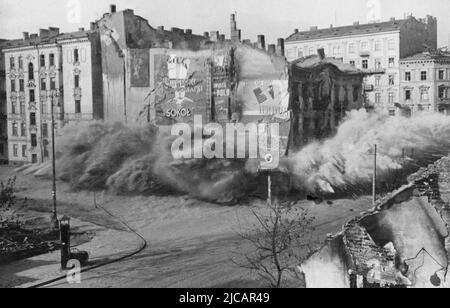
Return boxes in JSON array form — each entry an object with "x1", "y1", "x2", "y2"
[
  {"x1": 3, "y1": 28, "x2": 103, "y2": 165},
  {"x1": 399, "y1": 51, "x2": 450, "y2": 116},
  {"x1": 0, "y1": 40, "x2": 8, "y2": 163},
  {"x1": 285, "y1": 15, "x2": 437, "y2": 115}
]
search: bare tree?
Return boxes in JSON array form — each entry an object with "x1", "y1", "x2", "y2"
[
  {"x1": 0, "y1": 177, "x2": 22, "y2": 226},
  {"x1": 237, "y1": 200, "x2": 315, "y2": 288}
]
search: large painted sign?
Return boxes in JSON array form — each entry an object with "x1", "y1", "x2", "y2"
[
  {"x1": 237, "y1": 80, "x2": 290, "y2": 121},
  {"x1": 153, "y1": 52, "x2": 211, "y2": 125}
]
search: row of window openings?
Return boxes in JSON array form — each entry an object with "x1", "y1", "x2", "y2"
[
  {"x1": 350, "y1": 58, "x2": 396, "y2": 69},
  {"x1": 372, "y1": 75, "x2": 396, "y2": 86},
  {"x1": 404, "y1": 88, "x2": 448, "y2": 100},
  {"x1": 9, "y1": 50, "x2": 80, "y2": 71},
  {"x1": 404, "y1": 70, "x2": 446, "y2": 82},
  {"x1": 11, "y1": 75, "x2": 79, "y2": 92},
  {"x1": 374, "y1": 93, "x2": 397, "y2": 104},
  {"x1": 12, "y1": 121, "x2": 48, "y2": 138},
  {"x1": 12, "y1": 144, "x2": 46, "y2": 160},
  {"x1": 11, "y1": 100, "x2": 82, "y2": 115},
  {"x1": 294, "y1": 40, "x2": 396, "y2": 58}
]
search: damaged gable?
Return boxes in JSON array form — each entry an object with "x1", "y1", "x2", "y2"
[{"x1": 301, "y1": 156, "x2": 450, "y2": 288}]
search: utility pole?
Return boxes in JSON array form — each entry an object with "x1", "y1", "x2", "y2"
[
  {"x1": 50, "y1": 89, "x2": 58, "y2": 229},
  {"x1": 267, "y1": 172, "x2": 272, "y2": 206},
  {"x1": 373, "y1": 144, "x2": 377, "y2": 206}
]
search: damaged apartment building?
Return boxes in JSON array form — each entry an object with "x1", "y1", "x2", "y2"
[
  {"x1": 1, "y1": 4, "x2": 372, "y2": 164},
  {"x1": 300, "y1": 155, "x2": 450, "y2": 288}
]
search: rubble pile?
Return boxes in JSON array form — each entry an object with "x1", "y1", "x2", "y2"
[{"x1": 0, "y1": 224, "x2": 58, "y2": 265}]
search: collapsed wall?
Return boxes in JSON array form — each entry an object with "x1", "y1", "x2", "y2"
[{"x1": 300, "y1": 155, "x2": 450, "y2": 288}]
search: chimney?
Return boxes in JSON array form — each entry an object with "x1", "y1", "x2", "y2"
[
  {"x1": 318, "y1": 48, "x2": 326, "y2": 60},
  {"x1": 185, "y1": 29, "x2": 192, "y2": 35},
  {"x1": 203, "y1": 32, "x2": 210, "y2": 38},
  {"x1": 257, "y1": 35, "x2": 266, "y2": 50},
  {"x1": 390, "y1": 17, "x2": 396, "y2": 22},
  {"x1": 310, "y1": 26, "x2": 318, "y2": 31},
  {"x1": 157, "y1": 26, "x2": 165, "y2": 31},
  {"x1": 39, "y1": 29, "x2": 50, "y2": 38},
  {"x1": 294, "y1": 28, "x2": 299, "y2": 33},
  {"x1": 49, "y1": 27, "x2": 60, "y2": 35},
  {"x1": 219, "y1": 34, "x2": 226, "y2": 41},
  {"x1": 267, "y1": 44, "x2": 276, "y2": 55},
  {"x1": 230, "y1": 14, "x2": 237, "y2": 31},
  {"x1": 30, "y1": 34, "x2": 38, "y2": 39},
  {"x1": 330, "y1": 24, "x2": 333, "y2": 28},
  {"x1": 276, "y1": 38, "x2": 285, "y2": 57},
  {"x1": 353, "y1": 21, "x2": 360, "y2": 26},
  {"x1": 23, "y1": 32, "x2": 29, "y2": 40},
  {"x1": 110, "y1": 4, "x2": 117, "y2": 13},
  {"x1": 90, "y1": 22, "x2": 96, "y2": 30},
  {"x1": 78, "y1": 27, "x2": 85, "y2": 32}
]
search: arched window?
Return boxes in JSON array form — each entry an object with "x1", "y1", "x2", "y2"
[{"x1": 28, "y1": 62, "x2": 34, "y2": 80}]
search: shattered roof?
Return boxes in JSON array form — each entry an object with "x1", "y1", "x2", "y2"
[
  {"x1": 290, "y1": 55, "x2": 367, "y2": 75},
  {"x1": 286, "y1": 19, "x2": 407, "y2": 42}
]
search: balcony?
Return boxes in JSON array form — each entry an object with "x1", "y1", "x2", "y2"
[
  {"x1": 364, "y1": 84, "x2": 374, "y2": 92},
  {"x1": 360, "y1": 51, "x2": 371, "y2": 57}
]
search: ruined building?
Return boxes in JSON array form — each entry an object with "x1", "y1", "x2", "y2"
[
  {"x1": 288, "y1": 49, "x2": 371, "y2": 149},
  {"x1": 301, "y1": 155, "x2": 450, "y2": 288}
]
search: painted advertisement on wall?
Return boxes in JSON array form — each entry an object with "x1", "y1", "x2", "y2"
[
  {"x1": 153, "y1": 52, "x2": 211, "y2": 126},
  {"x1": 130, "y1": 49, "x2": 150, "y2": 87},
  {"x1": 237, "y1": 80, "x2": 290, "y2": 121},
  {"x1": 212, "y1": 50, "x2": 231, "y2": 123}
]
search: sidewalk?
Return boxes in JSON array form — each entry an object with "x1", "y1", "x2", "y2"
[{"x1": 0, "y1": 215, "x2": 143, "y2": 288}]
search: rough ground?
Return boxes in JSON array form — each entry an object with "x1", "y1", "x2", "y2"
[{"x1": 0, "y1": 166, "x2": 374, "y2": 288}]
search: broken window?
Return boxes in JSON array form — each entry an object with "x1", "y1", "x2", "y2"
[
  {"x1": 28, "y1": 63, "x2": 34, "y2": 80},
  {"x1": 74, "y1": 75, "x2": 80, "y2": 88},
  {"x1": 40, "y1": 54, "x2": 45, "y2": 68},
  {"x1": 29, "y1": 89, "x2": 35, "y2": 102},
  {"x1": 31, "y1": 133, "x2": 37, "y2": 147},
  {"x1": 30, "y1": 112, "x2": 36, "y2": 126},
  {"x1": 74, "y1": 49, "x2": 80, "y2": 63}
]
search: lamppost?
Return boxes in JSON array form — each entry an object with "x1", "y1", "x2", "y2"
[{"x1": 49, "y1": 88, "x2": 60, "y2": 229}]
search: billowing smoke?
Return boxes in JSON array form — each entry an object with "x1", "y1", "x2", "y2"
[
  {"x1": 31, "y1": 122, "x2": 253, "y2": 204},
  {"x1": 284, "y1": 109, "x2": 450, "y2": 195},
  {"x1": 27, "y1": 110, "x2": 450, "y2": 204}
]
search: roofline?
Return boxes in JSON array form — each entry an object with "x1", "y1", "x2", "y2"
[{"x1": 285, "y1": 30, "x2": 400, "y2": 44}]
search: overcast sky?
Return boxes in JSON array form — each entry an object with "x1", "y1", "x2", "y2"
[{"x1": 1, "y1": 0, "x2": 449, "y2": 46}]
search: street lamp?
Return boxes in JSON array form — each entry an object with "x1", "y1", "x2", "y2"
[{"x1": 49, "y1": 88, "x2": 61, "y2": 229}]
